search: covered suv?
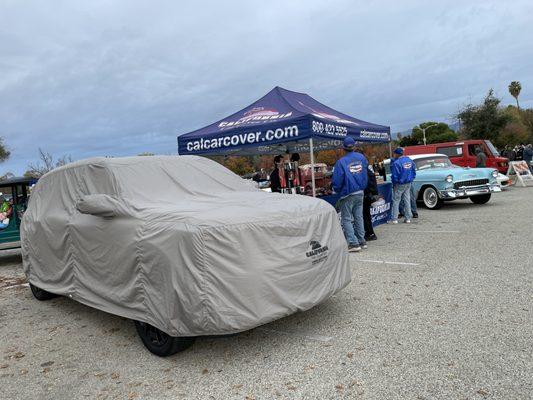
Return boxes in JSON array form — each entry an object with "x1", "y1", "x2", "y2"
[{"x1": 21, "y1": 156, "x2": 350, "y2": 356}]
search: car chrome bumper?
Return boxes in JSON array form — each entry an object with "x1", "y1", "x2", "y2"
[{"x1": 440, "y1": 184, "x2": 501, "y2": 198}]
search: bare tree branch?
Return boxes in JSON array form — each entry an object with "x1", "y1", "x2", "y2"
[{"x1": 26, "y1": 148, "x2": 73, "y2": 178}]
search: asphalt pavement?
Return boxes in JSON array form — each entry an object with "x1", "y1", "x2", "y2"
[{"x1": 1, "y1": 187, "x2": 532, "y2": 399}]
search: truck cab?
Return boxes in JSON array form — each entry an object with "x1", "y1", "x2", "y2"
[
  {"x1": 0, "y1": 177, "x2": 37, "y2": 250},
  {"x1": 403, "y1": 140, "x2": 509, "y2": 173}
]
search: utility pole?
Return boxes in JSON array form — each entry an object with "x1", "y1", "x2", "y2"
[{"x1": 419, "y1": 123, "x2": 438, "y2": 145}]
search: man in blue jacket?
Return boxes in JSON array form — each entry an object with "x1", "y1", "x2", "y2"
[
  {"x1": 332, "y1": 137, "x2": 368, "y2": 252},
  {"x1": 389, "y1": 147, "x2": 416, "y2": 224}
]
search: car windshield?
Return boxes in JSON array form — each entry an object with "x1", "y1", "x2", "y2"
[
  {"x1": 414, "y1": 157, "x2": 452, "y2": 170},
  {"x1": 484, "y1": 140, "x2": 500, "y2": 157}
]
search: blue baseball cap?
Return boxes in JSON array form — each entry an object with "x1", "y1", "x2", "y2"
[
  {"x1": 394, "y1": 147, "x2": 404, "y2": 155},
  {"x1": 343, "y1": 137, "x2": 356, "y2": 150}
]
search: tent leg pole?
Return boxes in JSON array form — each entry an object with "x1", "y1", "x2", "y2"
[{"x1": 309, "y1": 138, "x2": 316, "y2": 197}]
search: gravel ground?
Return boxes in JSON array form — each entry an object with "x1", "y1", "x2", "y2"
[{"x1": 0, "y1": 187, "x2": 532, "y2": 400}]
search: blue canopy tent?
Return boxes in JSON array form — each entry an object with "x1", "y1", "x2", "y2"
[{"x1": 177, "y1": 86, "x2": 391, "y2": 196}]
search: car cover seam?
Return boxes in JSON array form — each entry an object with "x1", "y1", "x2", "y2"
[
  {"x1": 197, "y1": 209, "x2": 334, "y2": 231},
  {"x1": 197, "y1": 227, "x2": 212, "y2": 332}
]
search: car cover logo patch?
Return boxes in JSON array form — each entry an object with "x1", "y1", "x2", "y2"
[{"x1": 306, "y1": 240, "x2": 329, "y2": 265}]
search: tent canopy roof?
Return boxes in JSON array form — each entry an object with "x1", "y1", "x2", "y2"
[{"x1": 178, "y1": 86, "x2": 390, "y2": 155}]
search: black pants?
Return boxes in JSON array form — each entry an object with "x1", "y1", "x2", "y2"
[{"x1": 363, "y1": 196, "x2": 374, "y2": 238}]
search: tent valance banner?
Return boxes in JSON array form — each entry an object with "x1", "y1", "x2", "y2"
[{"x1": 177, "y1": 86, "x2": 390, "y2": 156}]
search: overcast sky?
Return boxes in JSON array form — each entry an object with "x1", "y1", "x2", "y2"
[{"x1": 1, "y1": 0, "x2": 532, "y2": 174}]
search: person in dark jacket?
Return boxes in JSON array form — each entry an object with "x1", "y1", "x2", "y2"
[
  {"x1": 363, "y1": 164, "x2": 378, "y2": 241},
  {"x1": 332, "y1": 137, "x2": 368, "y2": 252},
  {"x1": 475, "y1": 147, "x2": 487, "y2": 167},
  {"x1": 269, "y1": 155, "x2": 285, "y2": 192}
]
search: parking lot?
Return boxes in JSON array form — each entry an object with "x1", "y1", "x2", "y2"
[{"x1": 1, "y1": 187, "x2": 532, "y2": 400}]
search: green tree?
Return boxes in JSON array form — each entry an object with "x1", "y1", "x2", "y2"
[
  {"x1": 398, "y1": 122, "x2": 458, "y2": 146},
  {"x1": 397, "y1": 133, "x2": 419, "y2": 147},
  {"x1": 508, "y1": 81, "x2": 522, "y2": 110},
  {"x1": 456, "y1": 89, "x2": 512, "y2": 147},
  {"x1": 0, "y1": 138, "x2": 10, "y2": 163}
]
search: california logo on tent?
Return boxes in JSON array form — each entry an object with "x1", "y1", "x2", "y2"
[
  {"x1": 218, "y1": 107, "x2": 293, "y2": 128},
  {"x1": 243, "y1": 107, "x2": 278, "y2": 117},
  {"x1": 296, "y1": 101, "x2": 360, "y2": 126}
]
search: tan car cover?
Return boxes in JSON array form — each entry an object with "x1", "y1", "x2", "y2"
[{"x1": 21, "y1": 156, "x2": 350, "y2": 336}]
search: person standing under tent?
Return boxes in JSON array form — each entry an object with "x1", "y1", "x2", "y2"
[
  {"x1": 363, "y1": 163, "x2": 378, "y2": 241},
  {"x1": 389, "y1": 148, "x2": 416, "y2": 224},
  {"x1": 290, "y1": 152, "x2": 302, "y2": 187},
  {"x1": 332, "y1": 137, "x2": 369, "y2": 252},
  {"x1": 269, "y1": 155, "x2": 286, "y2": 192}
]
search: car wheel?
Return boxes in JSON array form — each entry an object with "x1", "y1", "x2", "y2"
[
  {"x1": 134, "y1": 321, "x2": 195, "y2": 357},
  {"x1": 469, "y1": 194, "x2": 491, "y2": 204},
  {"x1": 29, "y1": 283, "x2": 59, "y2": 301},
  {"x1": 422, "y1": 187, "x2": 443, "y2": 210}
]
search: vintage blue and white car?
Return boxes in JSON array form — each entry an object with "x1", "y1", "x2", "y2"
[{"x1": 385, "y1": 153, "x2": 501, "y2": 209}]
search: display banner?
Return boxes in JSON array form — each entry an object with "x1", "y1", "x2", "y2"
[
  {"x1": 321, "y1": 181, "x2": 393, "y2": 227},
  {"x1": 507, "y1": 161, "x2": 533, "y2": 187}
]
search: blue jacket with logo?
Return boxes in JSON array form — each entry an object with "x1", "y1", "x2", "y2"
[
  {"x1": 332, "y1": 151, "x2": 368, "y2": 197},
  {"x1": 391, "y1": 156, "x2": 416, "y2": 184}
]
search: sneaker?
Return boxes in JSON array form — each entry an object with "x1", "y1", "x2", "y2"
[
  {"x1": 387, "y1": 220, "x2": 398, "y2": 224},
  {"x1": 413, "y1": 213, "x2": 419, "y2": 219},
  {"x1": 348, "y1": 244, "x2": 362, "y2": 253},
  {"x1": 404, "y1": 219, "x2": 411, "y2": 224},
  {"x1": 361, "y1": 243, "x2": 368, "y2": 249},
  {"x1": 365, "y1": 233, "x2": 377, "y2": 241}
]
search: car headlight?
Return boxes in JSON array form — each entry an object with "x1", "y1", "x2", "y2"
[
  {"x1": 445, "y1": 175, "x2": 453, "y2": 183},
  {"x1": 492, "y1": 170, "x2": 498, "y2": 178}
]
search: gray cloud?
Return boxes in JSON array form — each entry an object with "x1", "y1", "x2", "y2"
[{"x1": 1, "y1": 0, "x2": 532, "y2": 174}]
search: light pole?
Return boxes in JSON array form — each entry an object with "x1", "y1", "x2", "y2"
[{"x1": 418, "y1": 123, "x2": 438, "y2": 145}]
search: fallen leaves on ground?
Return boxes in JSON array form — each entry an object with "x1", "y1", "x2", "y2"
[
  {"x1": 0, "y1": 276, "x2": 27, "y2": 289},
  {"x1": 11, "y1": 352, "x2": 25, "y2": 360},
  {"x1": 40, "y1": 361, "x2": 54, "y2": 367}
]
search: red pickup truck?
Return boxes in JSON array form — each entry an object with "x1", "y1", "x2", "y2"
[{"x1": 403, "y1": 140, "x2": 509, "y2": 173}]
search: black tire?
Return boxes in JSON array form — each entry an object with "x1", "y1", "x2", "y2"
[
  {"x1": 134, "y1": 321, "x2": 195, "y2": 357},
  {"x1": 29, "y1": 283, "x2": 59, "y2": 301},
  {"x1": 469, "y1": 194, "x2": 491, "y2": 204},
  {"x1": 422, "y1": 187, "x2": 444, "y2": 210}
]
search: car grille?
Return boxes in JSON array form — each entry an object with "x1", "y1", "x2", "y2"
[{"x1": 454, "y1": 179, "x2": 489, "y2": 189}]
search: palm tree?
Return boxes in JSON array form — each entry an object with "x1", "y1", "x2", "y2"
[{"x1": 508, "y1": 81, "x2": 522, "y2": 110}]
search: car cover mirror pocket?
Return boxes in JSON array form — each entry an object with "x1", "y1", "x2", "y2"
[{"x1": 76, "y1": 194, "x2": 127, "y2": 218}]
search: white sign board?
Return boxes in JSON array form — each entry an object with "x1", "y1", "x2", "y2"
[{"x1": 507, "y1": 161, "x2": 533, "y2": 187}]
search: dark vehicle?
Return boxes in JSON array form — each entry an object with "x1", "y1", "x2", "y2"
[{"x1": 0, "y1": 177, "x2": 36, "y2": 250}]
